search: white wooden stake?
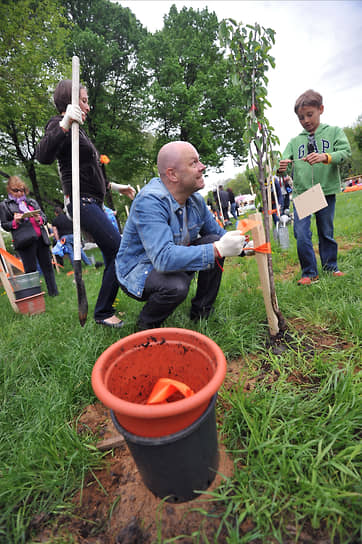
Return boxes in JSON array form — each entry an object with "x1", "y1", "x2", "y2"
[{"x1": 250, "y1": 211, "x2": 279, "y2": 335}]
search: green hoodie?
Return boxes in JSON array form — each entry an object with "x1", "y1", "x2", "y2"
[{"x1": 282, "y1": 123, "x2": 351, "y2": 197}]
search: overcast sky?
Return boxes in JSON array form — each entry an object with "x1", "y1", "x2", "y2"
[{"x1": 117, "y1": 0, "x2": 362, "y2": 186}]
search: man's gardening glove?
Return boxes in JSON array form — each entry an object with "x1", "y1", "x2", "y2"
[
  {"x1": 59, "y1": 104, "x2": 83, "y2": 131},
  {"x1": 214, "y1": 231, "x2": 245, "y2": 257}
]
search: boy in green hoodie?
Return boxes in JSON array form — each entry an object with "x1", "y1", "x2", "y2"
[{"x1": 278, "y1": 89, "x2": 351, "y2": 285}]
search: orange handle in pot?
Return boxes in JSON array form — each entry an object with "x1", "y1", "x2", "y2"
[{"x1": 147, "y1": 378, "x2": 195, "y2": 405}]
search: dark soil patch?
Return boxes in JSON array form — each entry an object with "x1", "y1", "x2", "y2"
[
  {"x1": 266, "y1": 315, "x2": 353, "y2": 357},
  {"x1": 31, "y1": 318, "x2": 354, "y2": 544},
  {"x1": 33, "y1": 407, "x2": 234, "y2": 543}
]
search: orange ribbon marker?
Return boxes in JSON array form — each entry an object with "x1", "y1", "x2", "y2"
[
  {"x1": 254, "y1": 242, "x2": 272, "y2": 254},
  {"x1": 0, "y1": 248, "x2": 25, "y2": 272},
  {"x1": 147, "y1": 378, "x2": 195, "y2": 405},
  {"x1": 236, "y1": 218, "x2": 261, "y2": 234},
  {"x1": 268, "y1": 209, "x2": 277, "y2": 215}
]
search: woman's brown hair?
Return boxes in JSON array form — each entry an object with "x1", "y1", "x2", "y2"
[
  {"x1": 53, "y1": 79, "x2": 86, "y2": 113},
  {"x1": 7, "y1": 176, "x2": 29, "y2": 195}
]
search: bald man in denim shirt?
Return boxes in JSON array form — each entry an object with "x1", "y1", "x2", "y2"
[{"x1": 115, "y1": 141, "x2": 245, "y2": 330}]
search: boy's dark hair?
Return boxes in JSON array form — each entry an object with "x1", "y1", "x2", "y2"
[
  {"x1": 294, "y1": 89, "x2": 323, "y2": 114},
  {"x1": 53, "y1": 79, "x2": 85, "y2": 113}
]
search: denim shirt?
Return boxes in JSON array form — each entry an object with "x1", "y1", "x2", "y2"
[{"x1": 115, "y1": 177, "x2": 225, "y2": 297}]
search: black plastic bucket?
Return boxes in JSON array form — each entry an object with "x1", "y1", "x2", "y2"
[
  {"x1": 111, "y1": 394, "x2": 219, "y2": 503},
  {"x1": 14, "y1": 286, "x2": 41, "y2": 300}
]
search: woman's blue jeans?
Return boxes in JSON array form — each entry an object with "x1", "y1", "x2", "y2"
[
  {"x1": 67, "y1": 197, "x2": 121, "y2": 320},
  {"x1": 293, "y1": 194, "x2": 338, "y2": 277}
]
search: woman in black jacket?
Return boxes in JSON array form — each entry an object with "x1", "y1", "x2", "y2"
[
  {"x1": 0, "y1": 176, "x2": 58, "y2": 296},
  {"x1": 35, "y1": 79, "x2": 135, "y2": 328}
]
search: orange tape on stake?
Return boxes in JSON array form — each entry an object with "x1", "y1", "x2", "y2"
[
  {"x1": 236, "y1": 218, "x2": 262, "y2": 234},
  {"x1": 254, "y1": 242, "x2": 272, "y2": 254},
  {"x1": 147, "y1": 378, "x2": 195, "y2": 404},
  {"x1": 0, "y1": 248, "x2": 24, "y2": 272},
  {"x1": 214, "y1": 213, "x2": 224, "y2": 228},
  {"x1": 268, "y1": 209, "x2": 277, "y2": 215}
]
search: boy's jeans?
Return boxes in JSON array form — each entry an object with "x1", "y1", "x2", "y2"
[
  {"x1": 63, "y1": 234, "x2": 92, "y2": 266},
  {"x1": 293, "y1": 194, "x2": 338, "y2": 277}
]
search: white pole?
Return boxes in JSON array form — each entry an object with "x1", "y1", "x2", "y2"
[{"x1": 71, "y1": 56, "x2": 81, "y2": 262}]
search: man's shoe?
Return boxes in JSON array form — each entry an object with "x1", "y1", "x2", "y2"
[
  {"x1": 332, "y1": 270, "x2": 345, "y2": 277},
  {"x1": 297, "y1": 276, "x2": 319, "y2": 286},
  {"x1": 190, "y1": 306, "x2": 215, "y2": 321},
  {"x1": 96, "y1": 318, "x2": 124, "y2": 329},
  {"x1": 136, "y1": 319, "x2": 162, "y2": 331}
]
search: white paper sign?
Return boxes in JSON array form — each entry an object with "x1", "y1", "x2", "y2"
[{"x1": 293, "y1": 183, "x2": 328, "y2": 220}]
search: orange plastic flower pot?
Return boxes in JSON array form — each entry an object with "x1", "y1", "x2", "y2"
[{"x1": 91, "y1": 328, "x2": 227, "y2": 437}]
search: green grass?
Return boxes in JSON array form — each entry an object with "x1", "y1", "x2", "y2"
[
  {"x1": 215, "y1": 360, "x2": 361, "y2": 543},
  {"x1": 0, "y1": 191, "x2": 361, "y2": 543}
]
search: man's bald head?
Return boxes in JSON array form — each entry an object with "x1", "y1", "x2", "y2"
[{"x1": 157, "y1": 141, "x2": 197, "y2": 179}]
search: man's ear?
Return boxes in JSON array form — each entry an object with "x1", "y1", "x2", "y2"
[
  {"x1": 319, "y1": 105, "x2": 324, "y2": 115},
  {"x1": 165, "y1": 167, "x2": 178, "y2": 183}
]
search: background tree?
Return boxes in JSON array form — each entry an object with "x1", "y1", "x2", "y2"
[
  {"x1": 60, "y1": 0, "x2": 152, "y2": 214},
  {"x1": 140, "y1": 5, "x2": 248, "y2": 168},
  {"x1": 0, "y1": 0, "x2": 70, "y2": 213},
  {"x1": 226, "y1": 166, "x2": 258, "y2": 197}
]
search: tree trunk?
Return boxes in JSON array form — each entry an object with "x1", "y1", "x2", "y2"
[
  {"x1": 257, "y1": 152, "x2": 287, "y2": 335},
  {"x1": 26, "y1": 160, "x2": 43, "y2": 209}
]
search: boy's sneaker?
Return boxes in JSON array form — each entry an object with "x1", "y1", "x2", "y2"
[
  {"x1": 332, "y1": 270, "x2": 345, "y2": 277},
  {"x1": 297, "y1": 276, "x2": 319, "y2": 285}
]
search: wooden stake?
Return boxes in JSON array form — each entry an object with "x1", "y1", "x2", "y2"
[
  {"x1": 96, "y1": 435, "x2": 125, "y2": 451},
  {"x1": 0, "y1": 259, "x2": 19, "y2": 313},
  {"x1": 250, "y1": 211, "x2": 279, "y2": 335},
  {"x1": 0, "y1": 230, "x2": 14, "y2": 275},
  {"x1": 0, "y1": 231, "x2": 19, "y2": 312}
]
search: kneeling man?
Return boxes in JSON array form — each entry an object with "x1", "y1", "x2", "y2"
[{"x1": 115, "y1": 141, "x2": 244, "y2": 330}]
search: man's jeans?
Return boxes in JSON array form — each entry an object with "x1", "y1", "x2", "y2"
[
  {"x1": 62, "y1": 234, "x2": 92, "y2": 266},
  {"x1": 293, "y1": 194, "x2": 338, "y2": 277},
  {"x1": 121, "y1": 234, "x2": 224, "y2": 330},
  {"x1": 67, "y1": 197, "x2": 121, "y2": 320}
]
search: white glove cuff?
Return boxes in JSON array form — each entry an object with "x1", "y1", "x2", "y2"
[
  {"x1": 110, "y1": 182, "x2": 131, "y2": 192},
  {"x1": 59, "y1": 118, "x2": 70, "y2": 131}
]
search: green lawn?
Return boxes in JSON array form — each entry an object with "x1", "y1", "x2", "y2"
[{"x1": 0, "y1": 191, "x2": 361, "y2": 543}]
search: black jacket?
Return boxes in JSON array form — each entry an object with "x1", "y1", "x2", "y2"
[
  {"x1": 35, "y1": 115, "x2": 107, "y2": 203},
  {"x1": 218, "y1": 189, "x2": 229, "y2": 209},
  {"x1": 0, "y1": 197, "x2": 46, "y2": 232}
]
